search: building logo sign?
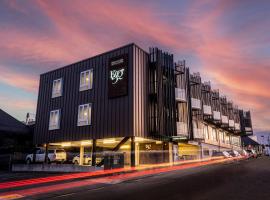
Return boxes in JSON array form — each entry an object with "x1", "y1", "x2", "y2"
[
  {"x1": 110, "y1": 68, "x2": 125, "y2": 84},
  {"x1": 108, "y1": 54, "x2": 128, "y2": 98}
]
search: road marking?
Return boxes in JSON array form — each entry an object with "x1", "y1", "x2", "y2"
[
  {"x1": 0, "y1": 194, "x2": 24, "y2": 200},
  {"x1": 91, "y1": 178, "x2": 123, "y2": 184}
]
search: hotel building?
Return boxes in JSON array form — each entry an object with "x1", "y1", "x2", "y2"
[{"x1": 34, "y1": 43, "x2": 253, "y2": 166}]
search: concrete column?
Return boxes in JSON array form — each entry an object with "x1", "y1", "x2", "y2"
[
  {"x1": 169, "y1": 142, "x2": 173, "y2": 164},
  {"x1": 92, "y1": 139, "x2": 97, "y2": 166},
  {"x1": 199, "y1": 142, "x2": 203, "y2": 160},
  {"x1": 45, "y1": 143, "x2": 49, "y2": 164},
  {"x1": 130, "y1": 136, "x2": 135, "y2": 167},
  {"x1": 79, "y1": 145, "x2": 84, "y2": 166},
  {"x1": 135, "y1": 142, "x2": 140, "y2": 166}
]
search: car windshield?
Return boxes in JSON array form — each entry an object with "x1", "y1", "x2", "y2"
[{"x1": 56, "y1": 149, "x2": 65, "y2": 153}]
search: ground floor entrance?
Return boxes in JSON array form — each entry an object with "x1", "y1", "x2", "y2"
[{"x1": 48, "y1": 137, "x2": 173, "y2": 168}]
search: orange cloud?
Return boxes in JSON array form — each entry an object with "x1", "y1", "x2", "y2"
[{"x1": 1, "y1": 0, "x2": 269, "y2": 130}]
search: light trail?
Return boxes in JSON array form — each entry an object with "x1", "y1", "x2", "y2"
[{"x1": 0, "y1": 156, "x2": 245, "y2": 194}]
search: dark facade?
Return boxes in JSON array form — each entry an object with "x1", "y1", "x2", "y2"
[
  {"x1": 239, "y1": 110, "x2": 253, "y2": 135},
  {"x1": 174, "y1": 61, "x2": 190, "y2": 138},
  {"x1": 34, "y1": 43, "x2": 253, "y2": 146},
  {"x1": 148, "y1": 48, "x2": 176, "y2": 139},
  {"x1": 34, "y1": 44, "x2": 149, "y2": 144}
]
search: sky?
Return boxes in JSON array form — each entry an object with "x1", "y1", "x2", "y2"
[{"x1": 0, "y1": 0, "x2": 269, "y2": 133}]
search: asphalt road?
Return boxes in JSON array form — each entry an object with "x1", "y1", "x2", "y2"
[{"x1": 17, "y1": 156, "x2": 270, "y2": 200}]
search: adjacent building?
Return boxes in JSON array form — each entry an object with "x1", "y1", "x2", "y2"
[
  {"x1": 34, "y1": 43, "x2": 253, "y2": 167},
  {"x1": 0, "y1": 109, "x2": 33, "y2": 169}
]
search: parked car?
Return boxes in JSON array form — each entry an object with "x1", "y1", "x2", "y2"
[
  {"x1": 241, "y1": 150, "x2": 250, "y2": 158},
  {"x1": 25, "y1": 148, "x2": 67, "y2": 164},
  {"x1": 72, "y1": 154, "x2": 102, "y2": 165},
  {"x1": 212, "y1": 151, "x2": 224, "y2": 157},
  {"x1": 251, "y1": 149, "x2": 258, "y2": 158},
  {"x1": 227, "y1": 150, "x2": 240, "y2": 157},
  {"x1": 246, "y1": 149, "x2": 258, "y2": 158},
  {"x1": 232, "y1": 150, "x2": 241, "y2": 157},
  {"x1": 222, "y1": 151, "x2": 233, "y2": 158}
]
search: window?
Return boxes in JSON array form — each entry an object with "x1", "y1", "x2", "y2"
[
  {"x1": 213, "y1": 129, "x2": 217, "y2": 141},
  {"x1": 203, "y1": 125, "x2": 209, "y2": 139},
  {"x1": 80, "y1": 69, "x2": 93, "y2": 91},
  {"x1": 52, "y1": 78, "x2": 63, "y2": 98},
  {"x1": 36, "y1": 149, "x2": 44, "y2": 154},
  {"x1": 49, "y1": 109, "x2": 61, "y2": 130},
  {"x1": 77, "y1": 103, "x2": 92, "y2": 126}
]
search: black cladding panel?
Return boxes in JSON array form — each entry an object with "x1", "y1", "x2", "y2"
[{"x1": 34, "y1": 44, "x2": 150, "y2": 144}]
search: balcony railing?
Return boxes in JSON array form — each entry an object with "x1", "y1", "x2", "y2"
[
  {"x1": 229, "y1": 120, "x2": 235, "y2": 128},
  {"x1": 193, "y1": 128, "x2": 204, "y2": 139},
  {"x1": 213, "y1": 111, "x2": 221, "y2": 120},
  {"x1": 203, "y1": 105, "x2": 212, "y2": 115},
  {"x1": 235, "y1": 123, "x2": 240, "y2": 130},
  {"x1": 221, "y1": 115, "x2": 229, "y2": 124},
  {"x1": 176, "y1": 122, "x2": 188, "y2": 136},
  {"x1": 191, "y1": 98, "x2": 201, "y2": 110},
  {"x1": 175, "y1": 88, "x2": 186, "y2": 102}
]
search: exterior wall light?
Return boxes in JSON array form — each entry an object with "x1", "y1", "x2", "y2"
[
  {"x1": 103, "y1": 139, "x2": 116, "y2": 144},
  {"x1": 61, "y1": 142, "x2": 71, "y2": 147},
  {"x1": 81, "y1": 140, "x2": 92, "y2": 146}
]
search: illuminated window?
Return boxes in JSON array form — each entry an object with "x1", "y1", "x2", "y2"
[
  {"x1": 52, "y1": 78, "x2": 63, "y2": 98},
  {"x1": 78, "y1": 103, "x2": 92, "y2": 126},
  {"x1": 49, "y1": 109, "x2": 60, "y2": 130},
  {"x1": 80, "y1": 69, "x2": 93, "y2": 91}
]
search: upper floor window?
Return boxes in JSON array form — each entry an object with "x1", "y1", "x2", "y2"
[
  {"x1": 80, "y1": 69, "x2": 93, "y2": 91},
  {"x1": 49, "y1": 109, "x2": 61, "y2": 130},
  {"x1": 77, "y1": 103, "x2": 92, "y2": 126},
  {"x1": 52, "y1": 78, "x2": 63, "y2": 98}
]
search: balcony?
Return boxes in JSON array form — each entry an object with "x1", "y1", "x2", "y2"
[
  {"x1": 221, "y1": 115, "x2": 229, "y2": 124},
  {"x1": 176, "y1": 122, "x2": 188, "y2": 136},
  {"x1": 229, "y1": 120, "x2": 235, "y2": 128},
  {"x1": 191, "y1": 98, "x2": 201, "y2": 110},
  {"x1": 235, "y1": 123, "x2": 240, "y2": 130},
  {"x1": 245, "y1": 127, "x2": 252, "y2": 131},
  {"x1": 193, "y1": 128, "x2": 204, "y2": 139},
  {"x1": 213, "y1": 111, "x2": 221, "y2": 120},
  {"x1": 203, "y1": 105, "x2": 212, "y2": 115},
  {"x1": 175, "y1": 88, "x2": 186, "y2": 102}
]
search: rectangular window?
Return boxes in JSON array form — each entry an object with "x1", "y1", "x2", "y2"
[
  {"x1": 80, "y1": 69, "x2": 93, "y2": 91},
  {"x1": 52, "y1": 78, "x2": 63, "y2": 98},
  {"x1": 49, "y1": 109, "x2": 60, "y2": 130},
  {"x1": 77, "y1": 103, "x2": 92, "y2": 126}
]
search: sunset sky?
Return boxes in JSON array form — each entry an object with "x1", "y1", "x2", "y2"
[{"x1": 0, "y1": 0, "x2": 269, "y2": 133}]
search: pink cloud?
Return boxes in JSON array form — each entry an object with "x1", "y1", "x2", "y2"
[
  {"x1": 0, "y1": 65, "x2": 38, "y2": 92},
  {"x1": 0, "y1": 95, "x2": 36, "y2": 121},
  {"x1": 0, "y1": 0, "x2": 269, "y2": 131},
  {"x1": 182, "y1": 1, "x2": 270, "y2": 132}
]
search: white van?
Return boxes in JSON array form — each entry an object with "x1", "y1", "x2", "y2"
[{"x1": 25, "y1": 148, "x2": 67, "y2": 164}]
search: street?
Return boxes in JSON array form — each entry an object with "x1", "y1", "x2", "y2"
[{"x1": 0, "y1": 156, "x2": 267, "y2": 200}]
